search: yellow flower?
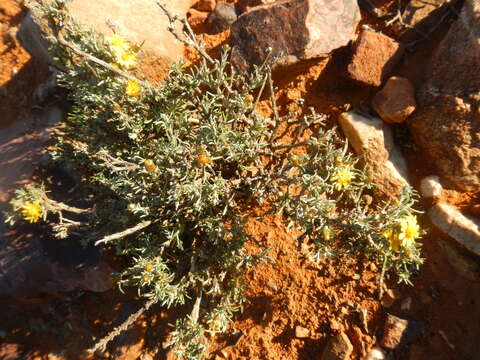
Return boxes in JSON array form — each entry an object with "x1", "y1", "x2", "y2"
[
  {"x1": 196, "y1": 145, "x2": 207, "y2": 155},
  {"x1": 144, "y1": 263, "x2": 153, "y2": 272},
  {"x1": 332, "y1": 165, "x2": 354, "y2": 191},
  {"x1": 21, "y1": 201, "x2": 42, "y2": 223},
  {"x1": 106, "y1": 34, "x2": 130, "y2": 51},
  {"x1": 125, "y1": 80, "x2": 141, "y2": 97},
  {"x1": 197, "y1": 155, "x2": 212, "y2": 166},
  {"x1": 116, "y1": 51, "x2": 137, "y2": 69},
  {"x1": 290, "y1": 154, "x2": 302, "y2": 166},
  {"x1": 207, "y1": 317, "x2": 222, "y2": 332},
  {"x1": 398, "y1": 214, "x2": 420, "y2": 248},
  {"x1": 144, "y1": 159, "x2": 157, "y2": 173},
  {"x1": 383, "y1": 228, "x2": 401, "y2": 252}
]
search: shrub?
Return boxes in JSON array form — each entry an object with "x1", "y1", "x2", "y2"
[{"x1": 4, "y1": 1, "x2": 424, "y2": 358}]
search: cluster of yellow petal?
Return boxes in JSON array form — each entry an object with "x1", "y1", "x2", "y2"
[
  {"x1": 21, "y1": 201, "x2": 42, "y2": 223},
  {"x1": 331, "y1": 165, "x2": 354, "y2": 191},
  {"x1": 106, "y1": 34, "x2": 137, "y2": 69},
  {"x1": 125, "y1": 80, "x2": 141, "y2": 97},
  {"x1": 383, "y1": 214, "x2": 420, "y2": 252},
  {"x1": 197, "y1": 155, "x2": 212, "y2": 166}
]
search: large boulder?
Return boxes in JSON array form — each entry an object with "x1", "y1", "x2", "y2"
[
  {"x1": 408, "y1": 0, "x2": 480, "y2": 192},
  {"x1": 19, "y1": 0, "x2": 193, "y2": 72},
  {"x1": 230, "y1": 0, "x2": 360, "y2": 71}
]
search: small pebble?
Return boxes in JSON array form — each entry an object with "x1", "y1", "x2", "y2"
[
  {"x1": 401, "y1": 297, "x2": 412, "y2": 311},
  {"x1": 364, "y1": 347, "x2": 385, "y2": 360},
  {"x1": 295, "y1": 325, "x2": 310, "y2": 338},
  {"x1": 207, "y1": 2, "x2": 237, "y2": 34},
  {"x1": 420, "y1": 175, "x2": 442, "y2": 198}
]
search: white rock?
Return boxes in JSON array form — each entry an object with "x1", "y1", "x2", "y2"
[
  {"x1": 363, "y1": 347, "x2": 385, "y2": 360},
  {"x1": 420, "y1": 175, "x2": 442, "y2": 198},
  {"x1": 338, "y1": 112, "x2": 410, "y2": 200},
  {"x1": 429, "y1": 203, "x2": 480, "y2": 256}
]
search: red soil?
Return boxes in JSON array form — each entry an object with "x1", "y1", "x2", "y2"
[{"x1": 0, "y1": 0, "x2": 47, "y2": 128}]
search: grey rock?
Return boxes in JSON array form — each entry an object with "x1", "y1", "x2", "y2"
[
  {"x1": 0, "y1": 222, "x2": 113, "y2": 297},
  {"x1": 408, "y1": 1, "x2": 480, "y2": 192},
  {"x1": 0, "y1": 107, "x2": 113, "y2": 297},
  {"x1": 321, "y1": 332, "x2": 353, "y2": 360},
  {"x1": 381, "y1": 314, "x2": 422, "y2": 349},
  {"x1": 33, "y1": 72, "x2": 58, "y2": 104},
  {"x1": 230, "y1": 0, "x2": 360, "y2": 72},
  {"x1": 429, "y1": 203, "x2": 480, "y2": 256},
  {"x1": 207, "y1": 2, "x2": 237, "y2": 34},
  {"x1": 16, "y1": 10, "x2": 52, "y2": 64},
  {"x1": 338, "y1": 111, "x2": 410, "y2": 200}
]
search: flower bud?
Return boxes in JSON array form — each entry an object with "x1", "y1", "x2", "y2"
[
  {"x1": 144, "y1": 159, "x2": 157, "y2": 173},
  {"x1": 197, "y1": 155, "x2": 212, "y2": 166},
  {"x1": 144, "y1": 263, "x2": 153, "y2": 272}
]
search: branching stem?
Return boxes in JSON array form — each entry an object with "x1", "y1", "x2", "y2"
[{"x1": 95, "y1": 220, "x2": 153, "y2": 246}]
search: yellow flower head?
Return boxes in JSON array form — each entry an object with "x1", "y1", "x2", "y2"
[
  {"x1": 21, "y1": 201, "x2": 42, "y2": 223},
  {"x1": 125, "y1": 80, "x2": 141, "y2": 97},
  {"x1": 290, "y1": 154, "x2": 303, "y2": 166},
  {"x1": 197, "y1": 155, "x2": 212, "y2": 166},
  {"x1": 332, "y1": 165, "x2": 354, "y2": 191},
  {"x1": 144, "y1": 263, "x2": 153, "y2": 272},
  {"x1": 207, "y1": 317, "x2": 222, "y2": 332},
  {"x1": 116, "y1": 51, "x2": 137, "y2": 69},
  {"x1": 106, "y1": 34, "x2": 130, "y2": 51},
  {"x1": 398, "y1": 214, "x2": 420, "y2": 248},
  {"x1": 383, "y1": 228, "x2": 401, "y2": 252}
]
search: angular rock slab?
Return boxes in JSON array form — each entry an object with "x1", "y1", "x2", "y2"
[
  {"x1": 230, "y1": 0, "x2": 360, "y2": 71},
  {"x1": 0, "y1": 222, "x2": 113, "y2": 297},
  {"x1": 408, "y1": 0, "x2": 480, "y2": 192},
  {"x1": 0, "y1": 107, "x2": 112, "y2": 297},
  {"x1": 429, "y1": 203, "x2": 480, "y2": 256},
  {"x1": 21, "y1": 0, "x2": 193, "y2": 69},
  {"x1": 347, "y1": 29, "x2": 404, "y2": 87},
  {"x1": 338, "y1": 112, "x2": 410, "y2": 200}
]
